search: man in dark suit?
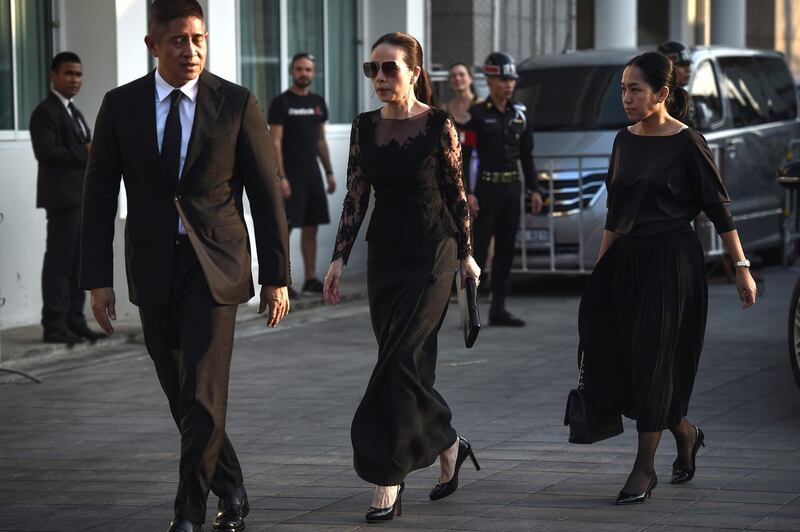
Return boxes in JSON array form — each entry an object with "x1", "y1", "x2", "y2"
[
  {"x1": 31, "y1": 51, "x2": 104, "y2": 343},
  {"x1": 80, "y1": 2, "x2": 290, "y2": 531}
]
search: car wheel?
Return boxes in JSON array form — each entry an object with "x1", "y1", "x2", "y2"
[{"x1": 789, "y1": 278, "x2": 800, "y2": 390}]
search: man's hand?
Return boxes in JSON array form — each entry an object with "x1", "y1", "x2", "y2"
[
  {"x1": 90, "y1": 287, "x2": 116, "y2": 334},
  {"x1": 467, "y1": 194, "x2": 479, "y2": 218},
  {"x1": 279, "y1": 178, "x2": 292, "y2": 199},
  {"x1": 326, "y1": 174, "x2": 336, "y2": 194},
  {"x1": 258, "y1": 285, "x2": 290, "y2": 327},
  {"x1": 530, "y1": 191, "x2": 544, "y2": 214}
]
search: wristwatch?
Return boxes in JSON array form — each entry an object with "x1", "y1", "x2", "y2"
[{"x1": 734, "y1": 259, "x2": 751, "y2": 269}]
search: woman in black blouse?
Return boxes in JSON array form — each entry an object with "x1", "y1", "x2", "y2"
[
  {"x1": 323, "y1": 32, "x2": 481, "y2": 522},
  {"x1": 578, "y1": 52, "x2": 757, "y2": 504}
]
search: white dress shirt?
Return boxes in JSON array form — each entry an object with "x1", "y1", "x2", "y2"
[
  {"x1": 51, "y1": 89, "x2": 88, "y2": 138},
  {"x1": 154, "y1": 69, "x2": 199, "y2": 234}
]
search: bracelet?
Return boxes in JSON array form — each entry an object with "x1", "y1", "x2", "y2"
[
  {"x1": 325, "y1": 170, "x2": 334, "y2": 176},
  {"x1": 734, "y1": 259, "x2": 750, "y2": 269}
]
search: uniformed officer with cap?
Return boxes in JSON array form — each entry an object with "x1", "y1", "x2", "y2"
[
  {"x1": 657, "y1": 40, "x2": 696, "y2": 128},
  {"x1": 462, "y1": 52, "x2": 543, "y2": 327}
]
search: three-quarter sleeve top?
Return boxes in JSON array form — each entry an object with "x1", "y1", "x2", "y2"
[{"x1": 604, "y1": 127, "x2": 736, "y2": 236}]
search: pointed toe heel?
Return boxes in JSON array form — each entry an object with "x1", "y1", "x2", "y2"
[
  {"x1": 429, "y1": 437, "x2": 480, "y2": 501},
  {"x1": 671, "y1": 426, "x2": 705, "y2": 484},
  {"x1": 616, "y1": 474, "x2": 657, "y2": 505}
]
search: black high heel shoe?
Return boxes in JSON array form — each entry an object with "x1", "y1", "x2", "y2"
[
  {"x1": 616, "y1": 473, "x2": 657, "y2": 505},
  {"x1": 671, "y1": 425, "x2": 705, "y2": 484},
  {"x1": 429, "y1": 436, "x2": 481, "y2": 501},
  {"x1": 365, "y1": 483, "x2": 404, "y2": 523}
]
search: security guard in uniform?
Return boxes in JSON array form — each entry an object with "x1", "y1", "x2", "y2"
[
  {"x1": 657, "y1": 40, "x2": 696, "y2": 128},
  {"x1": 463, "y1": 52, "x2": 543, "y2": 327}
]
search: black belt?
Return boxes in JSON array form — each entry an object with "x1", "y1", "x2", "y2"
[{"x1": 479, "y1": 170, "x2": 520, "y2": 184}]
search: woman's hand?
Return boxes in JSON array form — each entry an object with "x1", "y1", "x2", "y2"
[
  {"x1": 460, "y1": 256, "x2": 481, "y2": 289},
  {"x1": 323, "y1": 258, "x2": 344, "y2": 305},
  {"x1": 735, "y1": 267, "x2": 757, "y2": 309}
]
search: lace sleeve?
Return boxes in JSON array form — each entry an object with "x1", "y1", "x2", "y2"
[
  {"x1": 440, "y1": 116, "x2": 473, "y2": 259},
  {"x1": 331, "y1": 117, "x2": 370, "y2": 265}
]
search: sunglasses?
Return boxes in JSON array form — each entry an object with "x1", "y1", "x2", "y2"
[{"x1": 362, "y1": 61, "x2": 402, "y2": 78}]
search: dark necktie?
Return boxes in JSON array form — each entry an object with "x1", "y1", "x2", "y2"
[
  {"x1": 67, "y1": 102, "x2": 87, "y2": 142},
  {"x1": 161, "y1": 89, "x2": 183, "y2": 186}
]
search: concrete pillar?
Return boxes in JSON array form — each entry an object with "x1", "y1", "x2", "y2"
[
  {"x1": 594, "y1": 0, "x2": 637, "y2": 49},
  {"x1": 668, "y1": 0, "x2": 694, "y2": 45},
  {"x1": 711, "y1": 0, "x2": 746, "y2": 47},
  {"x1": 206, "y1": 0, "x2": 238, "y2": 82}
]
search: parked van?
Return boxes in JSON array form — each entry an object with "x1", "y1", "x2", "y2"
[{"x1": 513, "y1": 47, "x2": 800, "y2": 272}]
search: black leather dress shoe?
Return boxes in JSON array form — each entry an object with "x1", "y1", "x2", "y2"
[
  {"x1": 167, "y1": 519, "x2": 203, "y2": 532},
  {"x1": 488, "y1": 309, "x2": 526, "y2": 327},
  {"x1": 213, "y1": 486, "x2": 249, "y2": 531},
  {"x1": 429, "y1": 436, "x2": 481, "y2": 501},
  {"x1": 42, "y1": 329, "x2": 84, "y2": 344},
  {"x1": 616, "y1": 474, "x2": 657, "y2": 505},
  {"x1": 69, "y1": 325, "x2": 107, "y2": 342},
  {"x1": 365, "y1": 483, "x2": 404, "y2": 523},
  {"x1": 672, "y1": 426, "x2": 705, "y2": 484}
]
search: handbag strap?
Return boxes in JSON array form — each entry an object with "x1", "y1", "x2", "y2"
[{"x1": 577, "y1": 343, "x2": 585, "y2": 390}]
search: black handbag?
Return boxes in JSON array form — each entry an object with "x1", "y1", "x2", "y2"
[
  {"x1": 564, "y1": 343, "x2": 623, "y2": 444},
  {"x1": 456, "y1": 274, "x2": 480, "y2": 348}
]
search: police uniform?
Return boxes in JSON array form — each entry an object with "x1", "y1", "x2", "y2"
[{"x1": 463, "y1": 96, "x2": 540, "y2": 324}]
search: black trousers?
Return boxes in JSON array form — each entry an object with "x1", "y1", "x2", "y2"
[
  {"x1": 41, "y1": 207, "x2": 87, "y2": 333},
  {"x1": 471, "y1": 180, "x2": 521, "y2": 311},
  {"x1": 139, "y1": 238, "x2": 243, "y2": 523}
]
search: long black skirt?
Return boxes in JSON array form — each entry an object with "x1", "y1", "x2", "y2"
[
  {"x1": 351, "y1": 237, "x2": 459, "y2": 486},
  {"x1": 578, "y1": 227, "x2": 707, "y2": 433}
]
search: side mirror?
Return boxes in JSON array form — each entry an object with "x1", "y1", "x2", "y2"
[
  {"x1": 777, "y1": 160, "x2": 800, "y2": 189},
  {"x1": 693, "y1": 101, "x2": 712, "y2": 131}
]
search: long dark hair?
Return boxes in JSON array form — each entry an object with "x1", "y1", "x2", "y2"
[
  {"x1": 449, "y1": 62, "x2": 477, "y2": 102},
  {"x1": 626, "y1": 52, "x2": 689, "y2": 119},
  {"x1": 371, "y1": 32, "x2": 432, "y2": 105}
]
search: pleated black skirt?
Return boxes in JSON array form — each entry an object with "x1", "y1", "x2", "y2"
[
  {"x1": 578, "y1": 226, "x2": 708, "y2": 433},
  {"x1": 351, "y1": 237, "x2": 459, "y2": 486}
]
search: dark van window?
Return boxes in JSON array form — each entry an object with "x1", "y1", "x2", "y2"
[
  {"x1": 718, "y1": 56, "x2": 771, "y2": 127},
  {"x1": 689, "y1": 60, "x2": 722, "y2": 128},
  {"x1": 516, "y1": 65, "x2": 629, "y2": 131},
  {"x1": 755, "y1": 56, "x2": 797, "y2": 121}
]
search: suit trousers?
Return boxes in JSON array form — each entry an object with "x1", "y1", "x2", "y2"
[
  {"x1": 471, "y1": 180, "x2": 521, "y2": 311},
  {"x1": 41, "y1": 207, "x2": 87, "y2": 333},
  {"x1": 138, "y1": 237, "x2": 243, "y2": 523}
]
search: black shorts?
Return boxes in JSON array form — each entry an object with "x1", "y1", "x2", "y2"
[{"x1": 285, "y1": 173, "x2": 330, "y2": 229}]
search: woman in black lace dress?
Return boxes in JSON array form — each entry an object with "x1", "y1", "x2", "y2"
[
  {"x1": 578, "y1": 52, "x2": 757, "y2": 505},
  {"x1": 323, "y1": 32, "x2": 481, "y2": 523}
]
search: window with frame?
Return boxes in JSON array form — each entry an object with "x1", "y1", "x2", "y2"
[
  {"x1": 0, "y1": 0, "x2": 53, "y2": 134},
  {"x1": 689, "y1": 60, "x2": 722, "y2": 129},
  {"x1": 754, "y1": 56, "x2": 797, "y2": 122},
  {"x1": 238, "y1": 0, "x2": 359, "y2": 124},
  {"x1": 718, "y1": 56, "x2": 771, "y2": 128}
]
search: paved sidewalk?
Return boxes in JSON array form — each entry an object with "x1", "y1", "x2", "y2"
[{"x1": 0, "y1": 268, "x2": 798, "y2": 531}]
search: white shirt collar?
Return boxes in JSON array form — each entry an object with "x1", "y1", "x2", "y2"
[
  {"x1": 154, "y1": 69, "x2": 200, "y2": 103},
  {"x1": 51, "y1": 88, "x2": 72, "y2": 109}
]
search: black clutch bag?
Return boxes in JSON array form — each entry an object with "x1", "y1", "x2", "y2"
[
  {"x1": 564, "y1": 343, "x2": 623, "y2": 444},
  {"x1": 456, "y1": 275, "x2": 481, "y2": 348}
]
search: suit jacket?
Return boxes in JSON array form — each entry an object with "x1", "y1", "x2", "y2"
[
  {"x1": 80, "y1": 70, "x2": 290, "y2": 306},
  {"x1": 30, "y1": 92, "x2": 91, "y2": 209}
]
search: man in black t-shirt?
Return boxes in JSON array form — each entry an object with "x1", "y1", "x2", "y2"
[{"x1": 268, "y1": 53, "x2": 336, "y2": 297}]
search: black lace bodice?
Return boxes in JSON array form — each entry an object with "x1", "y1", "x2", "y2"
[{"x1": 331, "y1": 108, "x2": 472, "y2": 265}]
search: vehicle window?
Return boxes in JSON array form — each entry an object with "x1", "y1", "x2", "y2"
[
  {"x1": 688, "y1": 60, "x2": 722, "y2": 128},
  {"x1": 718, "y1": 56, "x2": 771, "y2": 127},
  {"x1": 515, "y1": 65, "x2": 629, "y2": 131},
  {"x1": 754, "y1": 56, "x2": 797, "y2": 121}
]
